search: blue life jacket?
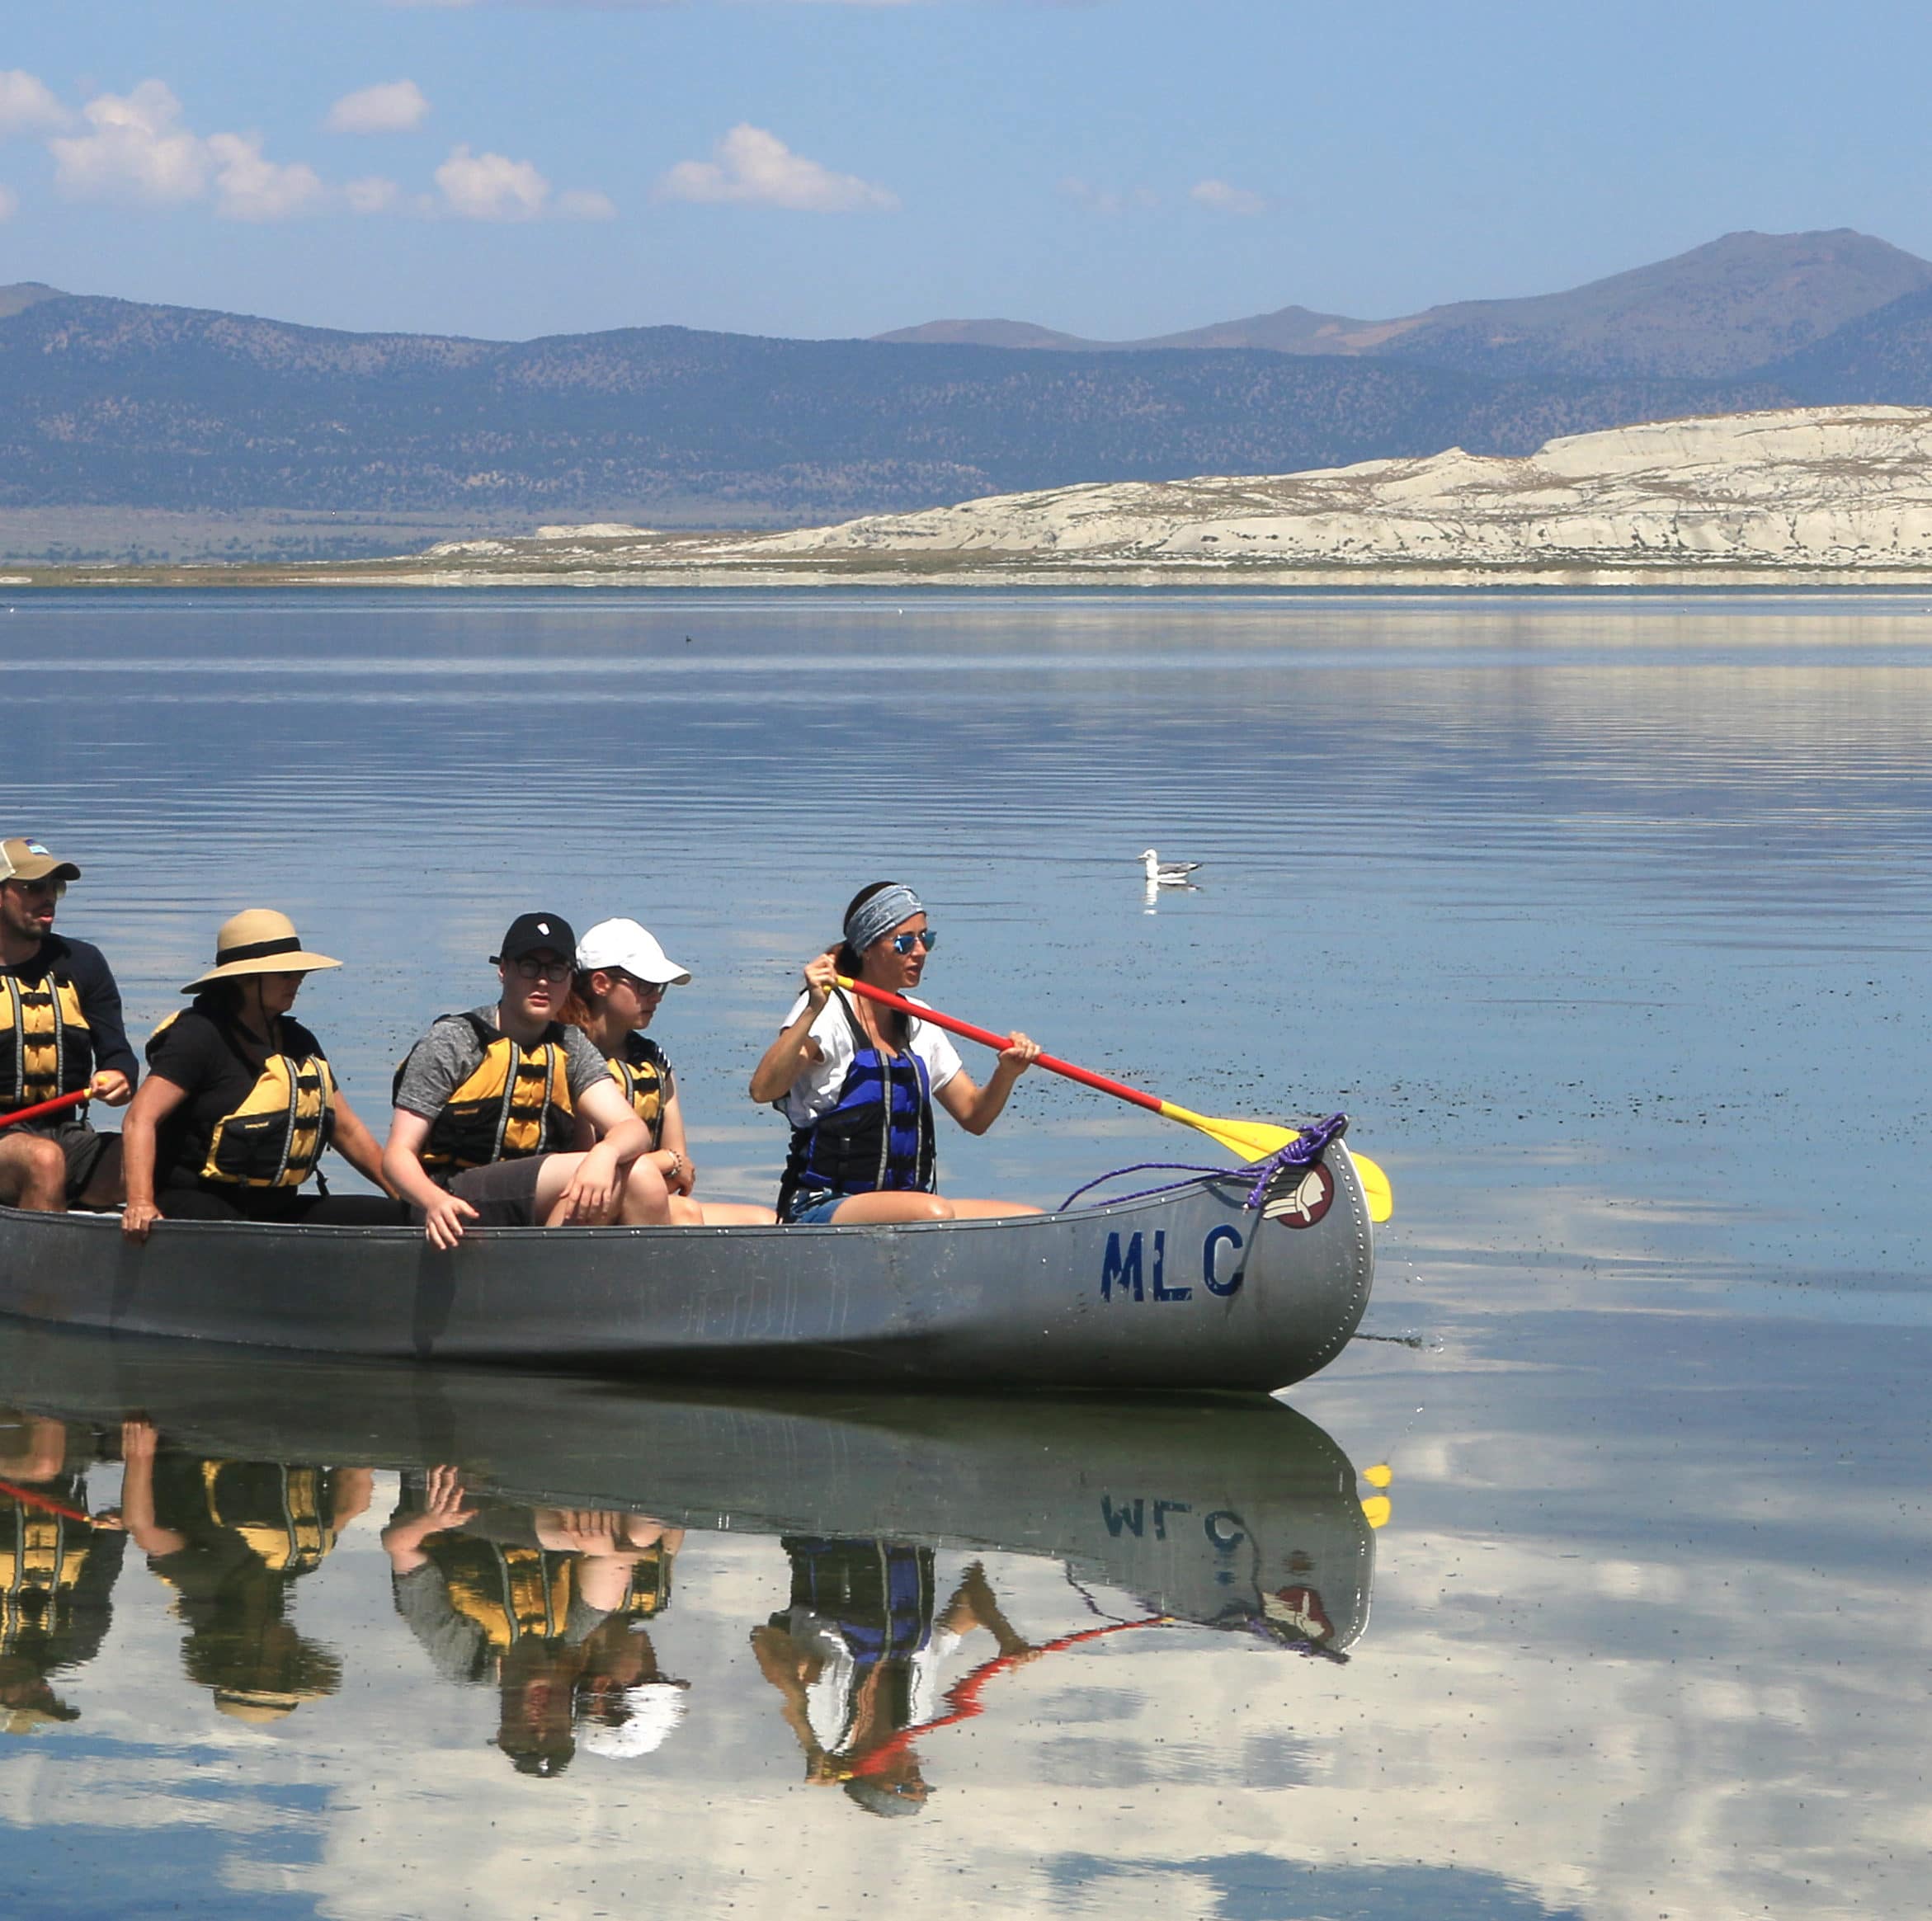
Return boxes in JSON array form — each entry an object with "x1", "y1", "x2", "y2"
[
  {"x1": 777, "y1": 991, "x2": 936, "y2": 1220},
  {"x1": 781, "y1": 1539, "x2": 936, "y2": 1670}
]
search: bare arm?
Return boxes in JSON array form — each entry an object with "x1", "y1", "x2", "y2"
[
  {"x1": 119, "y1": 1072, "x2": 192, "y2": 1242},
  {"x1": 384, "y1": 1109, "x2": 477, "y2": 1250},
  {"x1": 118, "y1": 1420, "x2": 190, "y2": 1559},
  {"x1": 934, "y1": 1032, "x2": 1041, "y2": 1137},
  {"x1": 656, "y1": 1085, "x2": 695, "y2": 1195},
  {"x1": 327, "y1": 1093, "x2": 396, "y2": 1194},
  {"x1": 748, "y1": 953, "x2": 836, "y2": 1104}
]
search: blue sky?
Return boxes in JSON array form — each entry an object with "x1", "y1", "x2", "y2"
[{"x1": 1, "y1": 1, "x2": 1926, "y2": 342}]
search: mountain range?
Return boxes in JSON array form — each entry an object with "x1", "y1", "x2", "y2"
[{"x1": 11, "y1": 228, "x2": 1932, "y2": 559}]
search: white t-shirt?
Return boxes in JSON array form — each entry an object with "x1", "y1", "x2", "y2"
[{"x1": 776, "y1": 991, "x2": 964, "y2": 1131}]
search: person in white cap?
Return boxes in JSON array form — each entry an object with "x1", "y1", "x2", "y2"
[
  {"x1": 569, "y1": 919, "x2": 773, "y2": 1226},
  {"x1": 0, "y1": 835, "x2": 137, "y2": 1214}
]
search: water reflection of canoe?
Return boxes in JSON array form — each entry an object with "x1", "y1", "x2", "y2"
[
  {"x1": 0, "y1": 1323, "x2": 1374, "y2": 1650},
  {"x1": 0, "y1": 1148, "x2": 1374, "y2": 1390}
]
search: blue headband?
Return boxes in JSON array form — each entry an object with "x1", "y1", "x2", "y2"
[{"x1": 844, "y1": 884, "x2": 924, "y2": 955}]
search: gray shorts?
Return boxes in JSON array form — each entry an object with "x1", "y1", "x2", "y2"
[
  {"x1": 422, "y1": 1155, "x2": 558, "y2": 1228},
  {"x1": 8, "y1": 1120, "x2": 119, "y2": 1207}
]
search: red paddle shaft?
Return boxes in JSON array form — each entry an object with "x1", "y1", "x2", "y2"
[
  {"x1": 0, "y1": 1476, "x2": 91, "y2": 1523},
  {"x1": 836, "y1": 976, "x2": 1165, "y2": 1117},
  {"x1": 0, "y1": 1087, "x2": 92, "y2": 1132},
  {"x1": 849, "y1": 1613, "x2": 1171, "y2": 1777}
]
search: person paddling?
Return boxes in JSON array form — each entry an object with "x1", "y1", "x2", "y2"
[
  {"x1": 384, "y1": 913, "x2": 672, "y2": 1249},
  {"x1": 0, "y1": 836, "x2": 136, "y2": 1214},
  {"x1": 118, "y1": 910, "x2": 401, "y2": 1239},
  {"x1": 568, "y1": 918, "x2": 774, "y2": 1227},
  {"x1": 749, "y1": 883, "x2": 1042, "y2": 1225}
]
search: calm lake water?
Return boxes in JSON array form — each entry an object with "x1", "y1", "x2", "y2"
[{"x1": 2, "y1": 589, "x2": 1928, "y2": 1919}]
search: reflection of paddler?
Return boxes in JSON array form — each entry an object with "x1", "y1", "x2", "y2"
[
  {"x1": 0, "y1": 1411, "x2": 126, "y2": 1735},
  {"x1": 382, "y1": 1467, "x2": 687, "y2": 1778},
  {"x1": 751, "y1": 1541, "x2": 1039, "y2": 1817},
  {"x1": 118, "y1": 1419, "x2": 366, "y2": 1723}
]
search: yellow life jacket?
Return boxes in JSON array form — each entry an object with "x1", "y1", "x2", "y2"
[
  {"x1": 606, "y1": 1035, "x2": 671, "y2": 1146},
  {"x1": 200, "y1": 1461, "x2": 334, "y2": 1575},
  {"x1": 148, "y1": 1011, "x2": 336, "y2": 1190},
  {"x1": 438, "y1": 1539, "x2": 671, "y2": 1649},
  {"x1": 406, "y1": 1013, "x2": 575, "y2": 1176},
  {"x1": 2, "y1": 1500, "x2": 93, "y2": 1654},
  {"x1": 441, "y1": 1541, "x2": 574, "y2": 1649},
  {"x1": 0, "y1": 968, "x2": 92, "y2": 1115}
]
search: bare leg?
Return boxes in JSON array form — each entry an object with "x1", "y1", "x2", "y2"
[
  {"x1": 942, "y1": 1198, "x2": 1044, "y2": 1219},
  {"x1": 0, "y1": 1133, "x2": 68, "y2": 1212},
  {"x1": 827, "y1": 1191, "x2": 956, "y2": 1224},
  {"x1": 533, "y1": 1151, "x2": 622, "y2": 1227},
  {"x1": 617, "y1": 1156, "x2": 673, "y2": 1226},
  {"x1": 692, "y1": 1201, "x2": 777, "y2": 1225}
]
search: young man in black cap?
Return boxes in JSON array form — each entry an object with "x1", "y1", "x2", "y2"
[
  {"x1": 0, "y1": 836, "x2": 137, "y2": 1213},
  {"x1": 384, "y1": 912, "x2": 671, "y2": 1248}
]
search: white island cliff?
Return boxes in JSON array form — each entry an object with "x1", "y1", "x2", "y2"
[{"x1": 371, "y1": 407, "x2": 1932, "y2": 586}]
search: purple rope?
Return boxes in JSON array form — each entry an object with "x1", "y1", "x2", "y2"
[{"x1": 1057, "y1": 1114, "x2": 1349, "y2": 1214}]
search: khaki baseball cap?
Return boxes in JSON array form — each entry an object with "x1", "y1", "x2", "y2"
[{"x1": 0, "y1": 837, "x2": 80, "y2": 885}]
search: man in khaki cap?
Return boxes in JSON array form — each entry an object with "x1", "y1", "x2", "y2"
[{"x1": 0, "y1": 836, "x2": 136, "y2": 1212}]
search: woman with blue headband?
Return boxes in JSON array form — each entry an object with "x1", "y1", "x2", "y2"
[{"x1": 750, "y1": 882, "x2": 1042, "y2": 1226}]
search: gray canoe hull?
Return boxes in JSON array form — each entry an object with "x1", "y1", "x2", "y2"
[
  {"x1": 0, "y1": 1146, "x2": 1374, "y2": 1391},
  {"x1": 0, "y1": 1322, "x2": 1375, "y2": 1649}
]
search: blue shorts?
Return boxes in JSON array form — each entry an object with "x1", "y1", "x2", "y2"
[{"x1": 783, "y1": 1189, "x2": 847, "y2": 1225}]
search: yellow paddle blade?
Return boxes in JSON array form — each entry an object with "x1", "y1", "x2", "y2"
[
  {"x1": 1158, "y1": 1101, "x2": 1394, "y2": 1223},
  {"x1": 1362, "y1": 1462, "x2": 1394, "y2": 1489},
  {"x1": 1360, "y1": 1495, "x2": 1392, "y2": 1530}
]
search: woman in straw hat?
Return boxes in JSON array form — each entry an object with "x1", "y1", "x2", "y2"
[{"x1": 118, "y1": 910, "x2": 401, "y2": 1240}]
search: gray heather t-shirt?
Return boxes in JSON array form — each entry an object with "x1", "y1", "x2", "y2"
[{"x1": 393, "y1": 1005, "x2": 611, "y2": 1121}]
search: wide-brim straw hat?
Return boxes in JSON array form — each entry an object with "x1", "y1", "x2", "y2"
[{"x1": 181, "y1": 910, "x2": 342, "y2": 995}]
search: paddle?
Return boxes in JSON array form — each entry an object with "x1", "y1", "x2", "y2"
[
  {"x1": 846, "y1": 1613, "x2": 1172, "y2": 1780},
  {"x1": 0, "y1": 1087, "x2": 92, "y2": 1132},
  {"x1": 833, "y1": 974, "x2": 1393, "y2": 1222}
]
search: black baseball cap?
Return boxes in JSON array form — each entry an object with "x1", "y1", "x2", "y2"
[{"x1": 493, "y1": 912, "x2": 577, "y2": 966}]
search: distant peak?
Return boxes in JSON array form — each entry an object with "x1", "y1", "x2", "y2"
[{"x1": 0, "y1": 282, "x2": 71, "y2": 320}]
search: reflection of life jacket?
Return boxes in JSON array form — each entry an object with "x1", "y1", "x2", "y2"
[
  {"x1": 783, "y1": 1539, "x2": 935, "y2": 1671},
  {"x1": 2, "y1": 1496, "x2": 94, "y2": 1654},
  {"x1": 148, "y1": 1010, "x2": 337, "y2": 1190},
  {"x1": 436, "y1": 1538, "x2": 671, "y2": 1650},
  {"x1": 777, "y1": 995, "x2": 935, "y2": 1218},
  {"x1": 197, "y1": 1461, "x2": 336, "y2": 1574},
  {"x1": 606, "y1": 1035, "x2": 671, "y2": 1146},
  {"x1": 0, "y1": 967, "x2": 92, "y2": 1115},
  {"x1": 400, "y1": 1014, "x2": 574, "y2": 1176}
]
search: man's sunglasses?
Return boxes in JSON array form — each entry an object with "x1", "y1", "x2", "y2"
[
  {"x1": 888, "y1": 929, "x2": 938, "y2": 955},
  {"x1": 511, "y1": 958, "x2": 573, "y2": 983}
]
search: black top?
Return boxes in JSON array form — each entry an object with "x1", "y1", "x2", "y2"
[
  {"x1": 0, "y1": 933, "x2": 137, "y2": 1081},
  {"x1": 146, "y1": 999, "x2": 327, "y2": 1191}
]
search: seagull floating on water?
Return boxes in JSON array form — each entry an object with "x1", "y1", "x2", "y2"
[{"x1": 1140, "y1": 848, "x2": 1200, "y2": 887}]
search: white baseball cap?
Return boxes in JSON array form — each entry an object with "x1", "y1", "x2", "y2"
[
  {"x1": 575, "y1": 918, "x2": 692, "y2": 986},
  {"x1": 580, "y1": 1681, "x2": 689, "y2": 1759}
]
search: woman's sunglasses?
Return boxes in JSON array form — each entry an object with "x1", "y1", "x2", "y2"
[{"x1": 887, "y1": 929, "x2": 938, "y2": 955}]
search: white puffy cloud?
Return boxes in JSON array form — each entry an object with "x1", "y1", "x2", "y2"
[
  {"x1": 1191, "y1": 177, "x2": 1267, "y2": 215},
  {"x1": 326, "y1": 80, "x2": 431, "y2": 134},
  {"x1": 434, "y1": 144, "x2": 552, "y2": 219},
  {"x1": 655, "y1": 124, "x2": 897, "y2": 212},
  {"x1": 49, "y1": 81, "x2": 208, "y2": 205},
  {"x1": 0, "y1": 185, "x2": 16, "y2": 221},
  {"x1": 207, "y1": 133, "x2": 327, "y2": 220},
  {"x1": 0, "y1": 69, "x2": 69, "y2": 137}
]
